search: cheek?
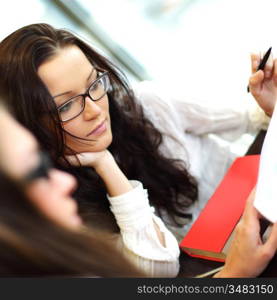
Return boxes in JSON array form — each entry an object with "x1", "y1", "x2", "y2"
[
  {"x1": 63, "y1": 119, "x2": 85, "y2": 137},
  {"x1": 62, "y1": 119, "x2": 89, "y2": 152},
  {"x1": 102, "y1": 96, "x2": 109, "y2": 113}
]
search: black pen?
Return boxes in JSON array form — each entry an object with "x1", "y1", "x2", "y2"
[{"x1": 247, "y1": 47, "x2": 272, "y2": 92}]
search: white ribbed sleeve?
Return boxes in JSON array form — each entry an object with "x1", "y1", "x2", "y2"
[{"x1": 108, "y1": 180, "x2": 180, "y2": 277}]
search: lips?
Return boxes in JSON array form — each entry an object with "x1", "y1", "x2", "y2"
[{"x1": 86, "y1": 120, "x2": 107, "y2": 137}]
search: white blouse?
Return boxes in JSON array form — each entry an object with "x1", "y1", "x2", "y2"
[
  {"x1": 107, "y1": 81, "x2": 269, "y2": 277},
  {"x1": 108, "y1": 181, "x2": 180, "y2": 277}
]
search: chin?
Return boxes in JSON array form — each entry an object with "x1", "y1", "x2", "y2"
[
  {"x1": 97, "y1": 133, "x2": 113, "y2": 151},
  {"x1": 84, "y1": 132, "x2": 113, "y2": 153},
  {"x1": 66, "y1": 129, "x2": 113, "y2": 153}
]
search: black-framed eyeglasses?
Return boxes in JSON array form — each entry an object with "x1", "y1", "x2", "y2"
[
  {"x1": 57, "y1": 71, "x2": 110, "y2": 122},
  {"x1": 22, "y1": 151, "x2": 53, "y2": 185}
]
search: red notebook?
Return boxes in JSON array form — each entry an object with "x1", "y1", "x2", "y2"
[{"x1": 180, "y1": 155, "x2": 260, "y2": 262}]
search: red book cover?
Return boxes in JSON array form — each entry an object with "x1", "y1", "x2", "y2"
[{"x1": 180, "y1": 155, "x2": 260, "y2": 262}]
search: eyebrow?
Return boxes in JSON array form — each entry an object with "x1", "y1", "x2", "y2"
[
  {"x1": 86, "y1": 67, "x2": 96, "y2": 82},
  {"x1": 53, "y1": 67, "x2": 96, "y2": 98}
]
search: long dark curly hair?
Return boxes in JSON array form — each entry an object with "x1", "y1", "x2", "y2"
[{"x1": 0, "y1": 23, "x2": 198, "y2": 230}]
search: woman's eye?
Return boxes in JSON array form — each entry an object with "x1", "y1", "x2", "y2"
[
  {"x1": 59, "y1": 102, "x2": 72, "y2": 113},
  {"x1": 90, "y1": 82, "x2": 99, "y2": 92}
]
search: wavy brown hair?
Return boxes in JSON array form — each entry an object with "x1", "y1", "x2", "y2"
[{"x1": 0, "y1": 23, "x2": 198, "y2": 229}]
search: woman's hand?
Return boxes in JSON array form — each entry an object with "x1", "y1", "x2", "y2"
[
  {"x1": 66, "y1": 149, "x2": 115, "y2": 171},
  {"x1": 214, "y1": 188, "x2": 277, "y2": 278},
  {"x1": 248, "y1": 53, "x2": 277, "y2": 117},
  {"x1": 66, "y1": 149, "x2": 132, "y2": 197}
]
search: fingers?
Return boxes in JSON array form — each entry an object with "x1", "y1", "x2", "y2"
[
  {"x1": 241, "y1": 188, "x2": 259, "y2": 224},
  {"x1": 247, "y1": 187, "x2": 256, "y2": 204},
  {"x1": 251, "y1": 53, "x2": 260, "y2": 74},
  {"x1": 250, "y1": 51, "x2": 274, "y2": 81},
  {"x1": 264, "y1": 52, "x2": 274, "y2": 79},
  {"x1": 249, "y1": 70, "x2": 264, "y2": 97},
  {"x1": 273, "y1": 59, "x2": 277, "y2": 85},
  {"x1": 251, "y1": 51, "x2": 274, "y2": 76}
]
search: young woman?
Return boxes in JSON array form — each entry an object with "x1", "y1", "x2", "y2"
[
  {"x1": 0, "y1": 24, "x2": 270, "y2": 273},
  {"x1": 0, "y1": 24, "x2": 181, "y2": 277},
  {"x1": 0, "y1": 103, "x2": 144, "y2": 277}
]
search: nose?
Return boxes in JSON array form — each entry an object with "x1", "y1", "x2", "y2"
[
  {"x1": 83, "y1": 96, "x2": 101, "y2": 120},
  {"x1": 49, "y1": 169, "x2": 77, "y2": 196}
]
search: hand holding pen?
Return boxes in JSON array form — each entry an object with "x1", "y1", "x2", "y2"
[
  {"x1": 247, "y1": 47, "x2": 272, "y2": 92},
  {"x1": 248, "y1": 47, "x2": 277, "y2": 117}
]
